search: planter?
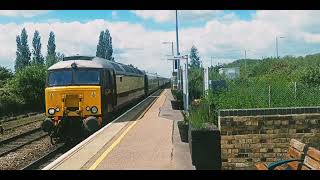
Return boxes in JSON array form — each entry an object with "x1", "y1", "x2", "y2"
[
  {"x1": 177, "y1": 121, "x2": 189, "y2": 143},
  {"x1": 188, "y1": 123, "x2": 221, "y2": 170},
  {"x1": 171, "y1": 100, "x2": 184, "y2": 110}
]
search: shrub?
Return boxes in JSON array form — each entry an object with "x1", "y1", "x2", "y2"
[
  {"x1": 187, "y1": 91, "x2": 218, "y2": 130},
  {"x1": 8, "y1": 64, "x2": 47, "y2": 111},
  {"x1": 0, "y1": 88, "x2": 25, "y2": 116}
]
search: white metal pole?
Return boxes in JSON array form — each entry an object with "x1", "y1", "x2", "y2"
[{"x1": 186, "y1": 56, "x2": 189, "y2": 112}]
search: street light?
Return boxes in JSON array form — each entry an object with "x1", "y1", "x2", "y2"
[{"x1": 276, "y1": 36, "x2": 285, "y2": 59}]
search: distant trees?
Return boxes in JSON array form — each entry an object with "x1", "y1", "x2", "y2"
[
  {"x1": 32, "y1": 30, "x2": 44, "y2": 65},
  {"x1": 46, "y1": 31, "x2": 57, "y2": 67},
  {"x1": 189, "y1": 45, "x2": 201, "y2": 69},
  {"x1": 96, "y1": 29, "x2": 114, "y2": 61},
  {"x1": 14, "y1": 28, "x2": 31, "y2": 72}
]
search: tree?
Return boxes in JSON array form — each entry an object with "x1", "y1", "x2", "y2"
[
  {"x1": 0, "y1": 66, "x2": 13, "y2": 88},
  {"x1": 46, "y1": 31, "x2": 57, "y2": 67},
  {"x1": 32, "y1": 30, "x2": 44, "y2": 65},
  {"x1": 189, "y1": 45, "x2": 201, "y2": 69},
  {"x1": 56, "y1": 52, "x2": 65, "y2": 62},
  {"x1": 96, "y1": 31, "x2": 106, "y2": 58},
  {"x1": 105, "y1": 30, "x2": 113, "y2": 61},
  {"x1": 14, "y1": 28, "x2": 31, "y2": 72},
  {"x1": 96, "y1": 29, "x2": 114, "y2": 61},
  {"x1": 9, "y1": 64, "x2": 47, "y2": 111}
]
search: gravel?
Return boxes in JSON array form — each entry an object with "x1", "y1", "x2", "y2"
[
  {"x1": 0, "y1": 136, "x2": 54, "y2": 170},
  {"x1": 0, "y1": 121, "x2": 43, "y2": 141}
]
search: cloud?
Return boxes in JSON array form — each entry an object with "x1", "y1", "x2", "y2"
[
  {"x1": 1, "y1": 10, "x2": 320, "y2": 77},
  {"x1": 0, "y1": 10, "x2": 50, "y2": 17},
  {"x1": 131, "y1": 10, "x2": 225, "y2": 23}
]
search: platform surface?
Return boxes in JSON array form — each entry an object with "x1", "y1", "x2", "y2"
[{"x1": 47, "y1": 89, "x2": 194, "y2": 170}]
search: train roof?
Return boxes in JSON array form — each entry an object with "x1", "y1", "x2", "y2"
[{"x1": 48, "y1": 56, "x2": 145, "y2": 76}]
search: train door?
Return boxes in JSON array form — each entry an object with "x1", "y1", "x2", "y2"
[{"x1": 144, "y1": 74, "x2": 148, "y2": 96}]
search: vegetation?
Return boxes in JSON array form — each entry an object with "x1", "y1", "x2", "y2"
[
  {"x1": 32, "y1": 30, "x2": 44, "y2": 65},
  {"x1": 185, "y1": 48, "x2": 320, "y2": 129},
  {"x1": 187, "y1": 91, "x2": 218, "y2": 129},
  {"x1": 96, "y1": 29, "x2": 114, "y2": 61},
  {"x1": 0, "y1": 64, "x2": 46, "y2": 116},
  {"x1": 210, "y1": 54, "x2": 320, "y2": 109},
  {"x1": 46, "y1": 31, "x2": 57, "y2": 67},
  {"x1": 15, "y1": 28, "x2": 31, "y2": 72}
]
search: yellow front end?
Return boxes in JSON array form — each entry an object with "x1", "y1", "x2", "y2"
[{"x1": 45, "y1": 86, "x2": 101, "y2": 118}]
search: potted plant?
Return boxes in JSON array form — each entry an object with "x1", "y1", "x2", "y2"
[
  {"x1": 171, "y1": 89, "x2": 184, "y2": 110},
  {"x1": 178, "y1": 112, "x2": 189, "y2": 143},
  {"x1": 188, "y1": 92, "x2": 221, "y2": 170}
]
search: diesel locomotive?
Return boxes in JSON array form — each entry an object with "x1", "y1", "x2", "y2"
[{"x1": 41, "y1": 56, "x2": 170, "y2": 144}]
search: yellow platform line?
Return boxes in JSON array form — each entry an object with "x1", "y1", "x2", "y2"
[{"x1": 88, "y1": 92, "x2": 162, "y2": 170}]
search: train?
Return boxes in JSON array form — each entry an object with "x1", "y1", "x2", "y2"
[{"x1": 41, "y1": 56, "x2": 170, "y2": 144}]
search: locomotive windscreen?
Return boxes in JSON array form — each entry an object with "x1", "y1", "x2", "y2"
[{"x1": 48, "y1": 69, "x2": 101, "y2": 86}]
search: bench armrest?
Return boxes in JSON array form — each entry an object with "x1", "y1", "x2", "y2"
[{"x1": 268, "y1": 159, "x2": 303, "y2": 170}]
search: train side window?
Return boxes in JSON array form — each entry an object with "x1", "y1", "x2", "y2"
[{"x1": 120, "y1": 76, "x2": 122, "y2": 82}]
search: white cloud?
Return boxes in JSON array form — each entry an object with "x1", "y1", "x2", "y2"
[
  {"x1": 0, "y1": 10, "x2": 50, "y2": 17},
  {"x1": 1, "y1": 10, "x2": 320, "y2": 77},
  {"x1": 131, "y1": 10, "x2": 225, "y2": 23}
]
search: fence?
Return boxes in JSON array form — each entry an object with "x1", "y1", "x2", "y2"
[{"x1": 210, "y1": 80, "x2": 320, "y2": 109}]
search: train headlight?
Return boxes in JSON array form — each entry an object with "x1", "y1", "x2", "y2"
[
  {"x1": 55, "y1": 107, "x2": 60, "y2": 112},
  {"x1": 91, "y1": 106, "x2": 98, "y2": 114},
  {"x1": 86, "y1": 106, "x2": 90, "y2": 111},
  {"x1": 48, "y1": 108, "x2": 55, "y2": 115}
]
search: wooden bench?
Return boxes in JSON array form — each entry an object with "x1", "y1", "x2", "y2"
[
  {"x1": 255, "y1": 139, "x2": 306, "y2": 170},
  {"x1": 300, "y1": 147, "x2": 320, "y2": 170}
]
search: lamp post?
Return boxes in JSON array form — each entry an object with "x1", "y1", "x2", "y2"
[
  {"x1": 276, "y1": 36, "x2": 285, "y2": 59},
  {"x1": 175, "y1": 10, "x2": 181, "y2": 90}
]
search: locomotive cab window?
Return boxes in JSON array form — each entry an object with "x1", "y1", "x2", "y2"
[
  {"x1": 48, "y1": 70, "x2": 72, "y2": 86},
  {"x1": 74, "y1": 69, "x2": 101, "y2": 85}
]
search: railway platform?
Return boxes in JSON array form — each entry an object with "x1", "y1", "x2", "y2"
[{"x1": 43, "y1": 89, "x2": 195, "y2": 170}]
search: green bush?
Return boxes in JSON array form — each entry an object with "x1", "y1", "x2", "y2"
[
  {"x1": 299, "y1": 65, "x2": 320, "y2": 87},
  {"x1": 0, "y1": 66, "x2": 13, "y2": 88},
  {"x1": 172, "y1": 89, "x2": 183, "y2": 101},
  {"x1": 0, "y1": 88, "x2": 25, "y2": 116},
  {"x1": 187, "y1": 92, "x2": 218, "y2": 130},
  {"x1": 189, "y1": 67, "x2": 203, "y2": 101},
  {"x1": 8, "y1": 64, "x2": 47, "y2": 111}
]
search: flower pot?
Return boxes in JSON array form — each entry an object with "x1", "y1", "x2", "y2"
[
  {"x1": 188, "y1": 123, "x2": 221, "y2": 170},
  {"x1": 177, "y1": 121, "x2": 189, "y2": 143}
]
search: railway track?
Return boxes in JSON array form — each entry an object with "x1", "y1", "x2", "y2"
[
  {"x1": 22, "y1": 143, "x2": 74, "y2": 170},
  {"x1": 0, "y1": 128, "x2": 48, "y2": 157}
]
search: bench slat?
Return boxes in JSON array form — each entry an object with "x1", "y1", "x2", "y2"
[
  {"x1": 255, "y1": 163, "x2": 268, "y2": 170},
  {"x1": 290, "y1": 139, "x2": 306, "y2": 152},
  {"x1": 288, "y1": 147, "x2": 303, "y2": 159},
  {"x1": 287, "y1": 161, "x2": 301, "y2": 170},
  {"x1": 307, "y1": 147, "x2": 320, "y2": 161},
  {"x1": 301, "y1": 165, "x2": 311, "y2": 170},
  {"x1": 304, "y1": 156, "x2": 320, "y2": 170}
]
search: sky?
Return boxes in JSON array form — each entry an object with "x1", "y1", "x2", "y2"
[{"x1": 1, "y1": 10, "x2": 320, "y2": 77}]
